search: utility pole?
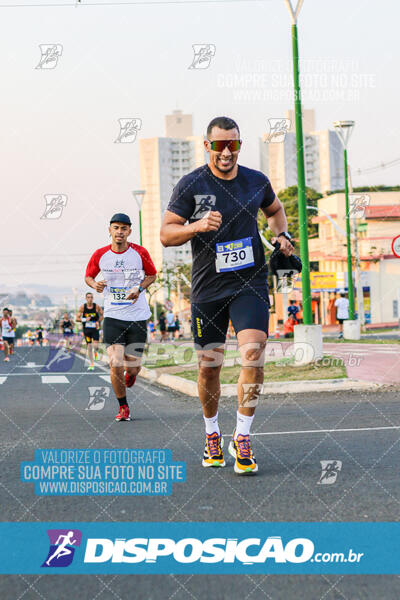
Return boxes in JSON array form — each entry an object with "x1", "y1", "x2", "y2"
[{"x1": 348, "y1": 167, "x2": 365, "y2": 328}]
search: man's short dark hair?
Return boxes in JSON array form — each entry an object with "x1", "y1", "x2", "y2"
[
  {"x1": 207, "y1": 116, "x2": 240, "y2": 138},
  {"x1": 86, "y1": 292, "x2": 93, "y2": 296}
]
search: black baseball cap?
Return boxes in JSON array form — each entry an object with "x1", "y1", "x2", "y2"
[{"x1": 110, "y1": 213, "x2": 132, "y2": 226}]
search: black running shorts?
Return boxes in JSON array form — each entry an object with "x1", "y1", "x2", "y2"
[
  {"x1": 103, "y1": 317, "x2": 147, "y2": 356},
  {"x1": 83, "y1": 328, "x2": 100, "y2": 343},
  {"x1": 192, "y1": 291, "x2": 269, "y2": 347}
]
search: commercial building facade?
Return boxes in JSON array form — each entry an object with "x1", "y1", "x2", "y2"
[{"x1": 308, "y1": 191, "x2": 400, "y2": 324}]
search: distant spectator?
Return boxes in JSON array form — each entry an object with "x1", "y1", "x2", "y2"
[
  {"x1": 174, "y1": 314, "x2": 182, "y2": 339},
  {"x1": 288, "y1": 299, "x2": 300, "y2": 321},
  {"x1": 335, "y1": 291, "x2": 349, "y2": 339},
  {"x1": 283, "y1": 315, "x2": 298, "y2": 338},
  {"x1": 166, "y1": 309, "x2": 175, "y2": 340},
  {"x1": 158, "y1": 311, "x2": 167, "y2": 342},
  {"x1": 148, "y1": 319, "x2": 155, "y2": 341}
]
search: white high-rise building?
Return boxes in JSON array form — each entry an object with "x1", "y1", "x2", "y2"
[
  {"x1": 139, "y1": 111, "x2": 207, "y2": 272},
  {"x1": 259, "y1": 109, "x2": 344, "y2": 194}
]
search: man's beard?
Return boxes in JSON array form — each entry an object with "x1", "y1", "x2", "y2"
[{"x1": 214, "y1": 158, "x2": 236, "y2": 174}]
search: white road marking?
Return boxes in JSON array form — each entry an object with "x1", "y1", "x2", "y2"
[
  {"x1": 41, "y1": 376, "x2": 69, "y2": 384},
  {"x1": 222, "y1": 425, "x2": 400, "y2": 438},
  {"x1": 3, "y1": 372, "x2": 103, "y2": 377},
  {"x1": 0, "y1": 377, "x2": 7, "y2": 384},
  {"x1": 99, "y1": 375, "x2": 111, "y2": 383},
  {"x1": 73, "y1": 352, "x2": 163, "y2": 396}
]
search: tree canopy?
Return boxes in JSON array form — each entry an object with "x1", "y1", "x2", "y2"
[{"x1": 258, "y1": 185, "x2": 322, "y2": 245}]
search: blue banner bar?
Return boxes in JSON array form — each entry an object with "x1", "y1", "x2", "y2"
[{"x1": 0, "y1": 522, "x2": 399, "y2": 574}]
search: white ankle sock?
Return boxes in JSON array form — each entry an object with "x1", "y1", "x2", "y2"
[
  {"x1": 235, "y1": 412, "x2": 254, "y2": 438},
  {"x1": 204, "y1": 413, "x2": 220, "y2": 435}
]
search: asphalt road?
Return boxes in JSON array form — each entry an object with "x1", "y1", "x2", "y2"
[{"x1": 1, "y1": 346, "x2": 400, "y2": 599}]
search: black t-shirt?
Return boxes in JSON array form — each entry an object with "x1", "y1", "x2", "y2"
[
  {"x1": 288, "y1": 305, "x2": 300, "y2": 318},
  {"x1": 167, "y1": 164, "x2": 276, "y2": 302},
  {"x1": 82, "y1": 303, "x2": 99, "y2": 329},
  {"x1": 61, "y1": 320, "x2": 72, "y2": 332}
]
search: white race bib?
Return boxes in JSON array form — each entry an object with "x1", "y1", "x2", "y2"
[
  {"x1": 109, "y1": 286, "x2": 131, "y2": 305},
  {"x1": 215, "y1": 237, "x2": 255, "y2": 273}
]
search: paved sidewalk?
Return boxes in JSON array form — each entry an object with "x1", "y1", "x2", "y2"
[{"x1": 324, "y1": 342, "x2": 400, "y2": 385}]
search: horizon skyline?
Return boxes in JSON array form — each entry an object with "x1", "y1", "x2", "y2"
[{"x1": 2, "y1": 0, "x2": 400, "y2": 290}]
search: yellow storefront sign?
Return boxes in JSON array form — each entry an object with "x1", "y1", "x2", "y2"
[{"x1": 294, "y1": 272, "x2": 338, "y2": 290}]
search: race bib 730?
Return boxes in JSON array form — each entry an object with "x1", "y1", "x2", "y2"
[{"x1": 215, "y1": 237, "x2": 255, "y2": 273}]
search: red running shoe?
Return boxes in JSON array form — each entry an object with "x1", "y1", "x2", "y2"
[
  {"x1": 115, "y1": 405, "x2": 131, "y2": 421},
  {"x1": 125, "y1": 372, "x2": 136, "y2": 388}
]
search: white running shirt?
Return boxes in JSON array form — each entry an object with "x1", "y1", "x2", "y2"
[
  {"x1": 1, "y1": 318, "x2": 13, "y2": 337},
  {"x1": 335, "y1": 297, "x2": 349, "y2": 320},
  {"x1": 86, "y1": 243, "x2": 157, "y2": 322}
]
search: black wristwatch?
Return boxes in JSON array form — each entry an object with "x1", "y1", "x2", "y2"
[
  {"x1": 138, "y1": 285, "x2": 144, "y2": 293},
  {"x1": 277, "y1": 232, "x2": 292, "y2": 243}
]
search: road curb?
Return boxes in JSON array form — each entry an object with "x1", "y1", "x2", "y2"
[
  {"x1": 74, "y1": 348, "x2": 381, "y2": 396},
  {"x1": 139, "y1": 367, "x2": 381, "y2": 397}
]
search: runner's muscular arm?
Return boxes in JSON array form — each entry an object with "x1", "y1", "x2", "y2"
[
  {"x1": 260, "y1": 196, "x2": 293, "y2": 256},
  {"x1": 126, "y1": 274, "x2": 156, "y2": 302},
  {"x1": 140, "y1": 275, "x2": 157, "y2": 290},
  {"x1": 160, "y1": 210, "x2": 222, "y2": 247},
  {"x1": 75, "y1": 304, "x2": 84, "y2": 322},
  {"x1": 85, "y1": 276, "x2": 107, "y2": 293}
]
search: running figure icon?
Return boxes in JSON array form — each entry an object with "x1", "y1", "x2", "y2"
[
  {"x1": 45, "y1": 531, "x2": 77, "y2": 566},
  {"x1": 43, "y1": 345, "x2": 72, "y2": 371}
]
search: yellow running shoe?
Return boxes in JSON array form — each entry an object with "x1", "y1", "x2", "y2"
[
  {"x1": 202, "y1": 432, "x2": 225, "y2": 468},
  {"x1": 228, "y1": 431, "x2": 258, "y2": 474}
]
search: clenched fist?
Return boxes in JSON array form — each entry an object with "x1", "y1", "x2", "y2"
[
  {"x1": 95, "y1": 280, "x2": 107, "y2": 293},
  {"x1": 193, "y1": 211, "x2": 222, "y2": 233}
]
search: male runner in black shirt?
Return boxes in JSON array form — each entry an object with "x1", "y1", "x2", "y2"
[
  {"x1": 161, "y1": 116, "x2": 293, "y2": 474},
  {"x1": 60, "y1": 313, "x2": 74, "y2": 349},
  {"x1": 76, "y1": 292, "x2": 103, "y2": 371}
]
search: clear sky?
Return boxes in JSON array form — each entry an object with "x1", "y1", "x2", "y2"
[{"x1": 1, "y1": 0, "x2": 400, "y2": 299}]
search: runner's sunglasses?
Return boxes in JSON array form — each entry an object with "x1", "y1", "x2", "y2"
[{"x1": 208, "y1": 139, "x2": 242, "y2": 152}]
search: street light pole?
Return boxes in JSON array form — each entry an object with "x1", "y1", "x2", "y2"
[
  {"x1": 333, "y1": 121, "x2": 355, "y2": 320},
  {"x1": 132, "y1": 190, "x2": 146, "y2": 245},
  {"x1": 284, "y1": 0, "x2": 312, "y2": 325},
  {"x1": 347, "y1": 167, "x2": 365, "y2": 327}
]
